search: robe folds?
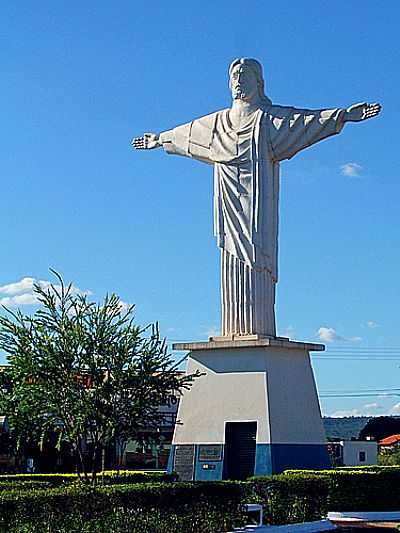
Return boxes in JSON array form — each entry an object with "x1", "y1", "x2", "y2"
[{"x1": 159, "y1": 104, "x2": 346, "y2": 337}]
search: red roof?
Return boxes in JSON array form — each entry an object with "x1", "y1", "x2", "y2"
[{"x1": 379, "y1": 434, "x2": 400, "y2": 445}]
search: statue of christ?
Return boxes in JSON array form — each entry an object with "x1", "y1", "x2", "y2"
[{"x1": 132, "y1": 58, "x2": 381, "y2": 339}]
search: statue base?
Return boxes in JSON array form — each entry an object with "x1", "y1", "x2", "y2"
[{"x1": 168, "y1": 337, "x2": 330, "y2": 481}]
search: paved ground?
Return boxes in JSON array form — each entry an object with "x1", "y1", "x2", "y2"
[{"x1": 230, "y1": 519, "x2": 336, "y2": 532}]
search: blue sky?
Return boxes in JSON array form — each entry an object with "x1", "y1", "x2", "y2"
[{"x1": 1, "y1": 1, "x2": 399, "y2": 417}]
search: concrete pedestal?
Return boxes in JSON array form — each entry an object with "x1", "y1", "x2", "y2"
[{"x1": 168, "y1": 337, "x2": 330, "y2": 481}]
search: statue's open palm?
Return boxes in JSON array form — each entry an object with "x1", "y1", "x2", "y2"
[
  {"x1": 345, "y1": 102, "x2": 382, "y2": 122},
  {"x1": 131, "y1": 132, "x2": 160, "y2": 150}
]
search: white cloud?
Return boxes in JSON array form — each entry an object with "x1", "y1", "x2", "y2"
[
  {"x1": 317, "y1": 327, "x2": 340, "y2": 343},
  {"x1": 117, "y1": 300, "x2": 131, "y2": 313},
  {"x1": 329, "y1": 403, "x2": 382, "y2": 418},
  {"x1": 390, "y1": 403, "x2": 400, "y2": 415},
  {"x1": 364, "y1": 402, "x2": 382, "y2": 411},
  {"x1": 0, "y1": 277, "x2": 35, "y2": 296},
  {"x1": 0, "y1": 293, "x2": 38, "y2": 307},
  {"x1": 316, "y1": 326, "x2": 362, "y2": 343},
  {"x1": 330, "y1": 408, "x2": 363, "y2": 417},
  {"x1": 0, "y1": 276, "x2": 91, "y2": 308},
  {"x1": 340, "y1": 162, "x2": 363, "y2": 177},
  {"x1": 279, "y1": 325, "x2": 295, "y2": 339},
  {"x1": 367, "y1": 320, "x2": 379, "y2": 329}
]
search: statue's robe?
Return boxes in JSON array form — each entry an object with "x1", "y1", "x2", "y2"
[{"x1": 159, "y1": 104, "x2": 346, "y2": 337}]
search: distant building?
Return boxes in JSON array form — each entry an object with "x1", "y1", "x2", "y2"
[
  {"x1": 378, "y1": 434, "x2": 400, "y2": 450},
  {"x1": 327, "y1": 440, "x2": 377, "y2": 467}
]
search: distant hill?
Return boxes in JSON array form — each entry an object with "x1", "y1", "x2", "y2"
[{"x1": 323, "y1": 417, "x2": 372, "y2": 440}]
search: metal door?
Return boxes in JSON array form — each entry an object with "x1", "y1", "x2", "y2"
[{"x1": 224, "y1": 421, "x2": 257, "y2": 480}]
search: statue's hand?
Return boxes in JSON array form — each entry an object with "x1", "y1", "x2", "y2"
[
  {"x1": 131, "y1": 132, "x2": 161, "y2": 150},
  {"x1": 345, "y1": 102, "x2": 382, "y2": 122}
]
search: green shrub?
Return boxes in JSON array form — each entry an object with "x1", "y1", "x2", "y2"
[
  {"x1": 285, "y1": 465, "x2": 400, "y2": 473},
  {"x1": 2, "y1": 468, "x2": 400, "y2": 530},
  {"x1": 0, "y1": 470, "x2": 175, "y2": 488},
  {"x1": 249, "y1": 474, "x2": 330, "y2": 525},
  {"x1": 250, "y1": 468, "x2": 400, "y2": 521},
  {"x1": 96, "y1": 470, "x2": 176, "y2": 484},
  {"x1": 283, "y1": 468, "x2": 400, "y2": 512},
  {"x1": 325, "y1": 470, "x2": 400, "y2": 511},
  {"x1": 0, "y1": 480, "x2": 52, "y2": 492},
  {"x1": 0, "y1": 481, "x2": 247, "y2": 533}
]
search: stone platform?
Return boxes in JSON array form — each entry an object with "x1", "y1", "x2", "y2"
[{"x1": 173, "y1": 336, "x2": 325, "y2": 352}]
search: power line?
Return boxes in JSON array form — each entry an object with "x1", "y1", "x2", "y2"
[
  {"x1": 313, "y1": 357, "x2": 400, "y2": 360},
  {"x1": 321, "y1": 387, "x2": 400, "y2": 393},
  {"x1": 319, "y1": 394, "x2": 400, "y2": 400},
  {"x1": 167, "y1": 339, "x2": 400, "y2": 360},
  {"x1": 320, "y1": 393, "x2": 400, "y2": 398},
  {"x1": 319, "y1": 386, "x2": 400, "y2": 399}
]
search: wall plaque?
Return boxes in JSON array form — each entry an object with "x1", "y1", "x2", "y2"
[
  {"x1": 174, "y1": 445, "x2": 195, "y2": 481},
  {"x1": 198, "y1": 444, "x2": 223, "y2": 462}
]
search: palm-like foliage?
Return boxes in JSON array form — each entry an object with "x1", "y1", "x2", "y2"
[{"x1": 0, "y1": 271, "x2": 199, "y2": 482}]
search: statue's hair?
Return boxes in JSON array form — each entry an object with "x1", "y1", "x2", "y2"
[{"x1": 229, "y1": 57, "x2": 272, "y2": 107}]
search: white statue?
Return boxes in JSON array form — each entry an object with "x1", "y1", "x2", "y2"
[{"x1": 132, "y1": 58, "x2": 381, "y2": 339}]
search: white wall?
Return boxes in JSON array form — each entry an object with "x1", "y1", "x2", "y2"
[
  {"x1": 341, "y1": 441, "x2": 377, "y2": 466},
  {"x1": 173, "y1": 345, "x2": 326, "y2": 446}
]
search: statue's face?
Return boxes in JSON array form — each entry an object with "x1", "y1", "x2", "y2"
[{"x1": 230, "y1": 64, "x2": 259, "y2": 102}]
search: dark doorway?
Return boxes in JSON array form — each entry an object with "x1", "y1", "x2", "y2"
[{"x1": 224, "y1": 421, "x2": 257, "y2": 480}]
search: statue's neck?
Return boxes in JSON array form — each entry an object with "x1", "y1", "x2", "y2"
[
  {"x1": 230, "y1": 98, "x2": 261, "y2": 128},
  {"x1": 231, "y1": 98, "x2": 261, "y2": 115}
]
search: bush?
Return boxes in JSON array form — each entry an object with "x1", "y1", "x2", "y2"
[
  {"x1": 249, "y1": 474, "x2": 330, "y2": 525},
  {"x1": 0, "y1": 481, "x2": 247, "y2": 533},
  {"x1": 285, "y1": 465, "x2": 400, "y2": 472},
  {"x1": 324, "y1": 469, "x2": 400, "y2": 511},
  {"x1": 0, "y1": 470, "x2": 175, "y2": 488},
  {"x1": 96, "y1": 470, "x2": 176, "y2": 484},
  {"x1": 2, "y1": 468, "x2": 400, "y2": 530},
  {"x1": 283, "y1": 468, "x2": 400, "y2": 512},
  {"x1": 379, "y1": 450, "x2": 400, "y2": 466},
  {"x1": 0, "y1": 480, "x2": 52, "y2": 492}
]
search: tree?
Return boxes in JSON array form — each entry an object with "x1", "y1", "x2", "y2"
[
  {"x1": 359, "y1": 416, "x2": 400, "y2": 441},
  {"x1": 378, "y1": 447, "x2": 400, "y2": 466},
  {"x1": 0, "y1": 271, "x2": 199, "y2": 483}
]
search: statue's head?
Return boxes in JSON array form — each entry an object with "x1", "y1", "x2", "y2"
[{"x1": 229, "y1": 58, "x2": 271, "y2": 106}]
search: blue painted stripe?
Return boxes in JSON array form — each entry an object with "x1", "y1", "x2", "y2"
[
  {"x1": 194, "y1": 444, "x2": 225, "y2": 481},
  {"x1": 167, "y1": 444, "x2": 175, "y2": 474},
  {"x1": 255, "y1": 443, "x2": 330, "y2": 475},
  {"x1": 169, "y1": 443, "x2": 330, "y2": 479},
  {"x1": 255, "y1": 443, "x2": 273, "y2": 475},
  {"x1": 271, "y1": 443, "x2": 330, "y2": 473}
]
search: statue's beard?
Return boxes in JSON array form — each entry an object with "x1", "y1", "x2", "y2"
[{"x1": 233, "y1": 88, "x2": 248, "y2": 100}]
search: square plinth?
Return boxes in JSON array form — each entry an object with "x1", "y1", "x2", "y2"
[
  {"x1": 173, "y1": 337, "x2": 325, "y2": 352},
  {"x1": 168, "y1": 339, "x2": 329, "y2": 480}
]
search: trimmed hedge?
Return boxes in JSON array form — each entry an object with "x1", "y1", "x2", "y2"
[
  {"x1": 2, "y1": 467, "x2": 400, "y2": 530},
  {"x1": 249, "y1": 474, "x2": 330, "y2": 524},
  {"x1": 250, "y1": 467, "x2": 400, "y2": 519},
  {"x1": 0, "y1": 481, "x2": 247, "y2": 533},
  {"x1": 282, "y1": 468, "x2": 400, "y2": 512},
  {"x1": 0, "y1": 480, "x2": 52, "y2": 492},
  {"x1": 0, "y1": 470, "x2": 175, "y2": 487},
  {"x1": 285, "y1": 465, "x2": 400, "y2": 473}
]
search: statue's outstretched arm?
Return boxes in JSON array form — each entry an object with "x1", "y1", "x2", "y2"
[
  {"x1": 132, "y1": 114, "x2": 217, "y2": 163},
  {"x1": 131, "y1": 132, "x2": 161, "y2": 150},
  {"x1": 344, "y1": 102, "x2": 382, "y2": 123}
]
